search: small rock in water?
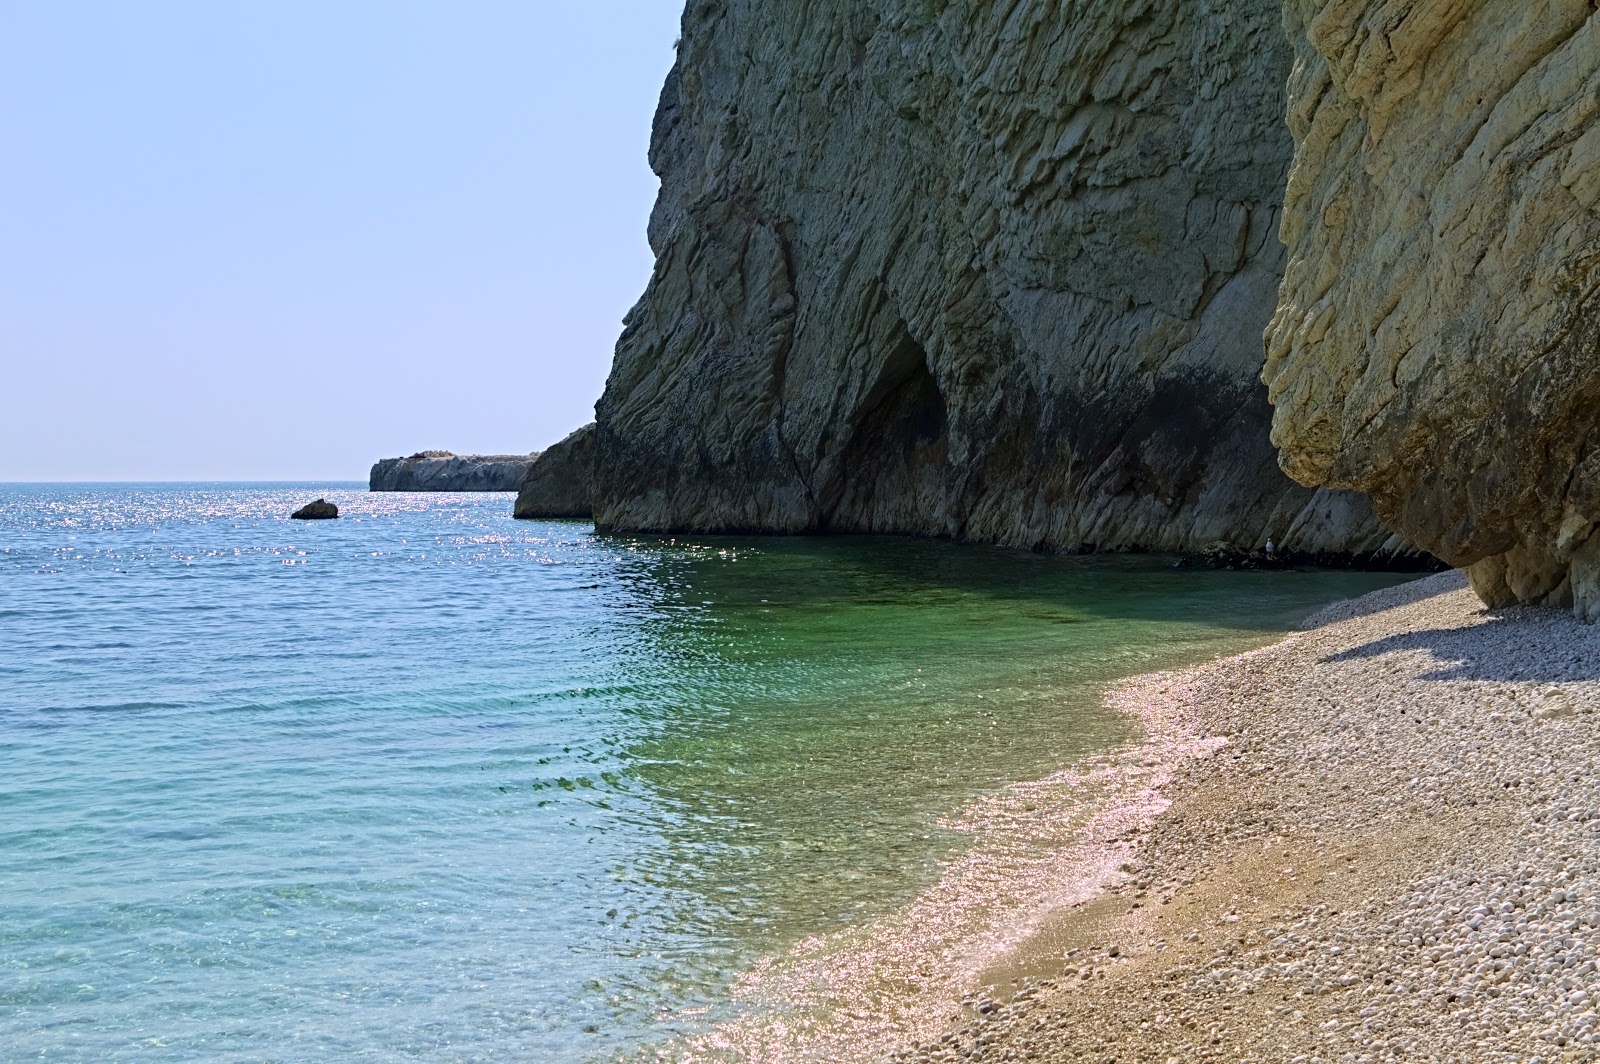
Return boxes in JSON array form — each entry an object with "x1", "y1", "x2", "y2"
[{"x1": 291, "y1": 499, "x2": 339, "y2": 520}]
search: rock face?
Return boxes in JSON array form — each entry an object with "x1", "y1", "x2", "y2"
[
  {"x1": 369, "y1": 452, "x2": 539, "y2": 492},
  {"x1": 1266, "y1": 1, "x2": 1600, "y2": 613},
  {"x1": 589, "y1": 0, "x2": 1408, "y2": 559},
  {"x1": 514, "y1": 424, "x2": 596, "y2": 519},
  {"x1": 291, "y1": 499, "x2": 339, "y2": 520}
]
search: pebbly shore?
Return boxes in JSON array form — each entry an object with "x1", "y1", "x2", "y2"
[{"x1": 897, "y1": 571, "x2": 1600, "y2": 1063}]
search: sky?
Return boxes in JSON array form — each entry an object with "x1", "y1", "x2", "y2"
[{"x1": 0, "y1": 2, "x2": 684, "y2": 481}]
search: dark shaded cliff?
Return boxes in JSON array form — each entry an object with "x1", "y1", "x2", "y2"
[{"x1": 514, "y1": 424, "x2": 595, "y2": 519}]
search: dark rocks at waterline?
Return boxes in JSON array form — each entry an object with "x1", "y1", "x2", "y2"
[
  {"x1": 514, "y1": 424, "x2": 596, "y2": 520},
  {"x1": 291, "y1": 499, "x2": 339, "y2": 520},
  {"x1": 1172, "y1": 540, "x2": 1447, "y2": 573}
]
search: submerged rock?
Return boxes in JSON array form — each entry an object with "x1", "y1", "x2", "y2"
[
  {"x1": 369, "y1": 452, "x2": 539, "y2": 492},
  {"x1": 514, "y1": 424, "x2": 595, "y2": 520},
  {"x1": 291, "y1": 499, "x2": 339, "y2": 520},
  {"x1": 588, "y1": 0, "x2": 1410, "y2": 560},
  {"x1": 1177, "y1": 540, "x2": 1442, "y2": 573},
  {"x1": 1265, "y1": 0, "x2": 1600, "y2": 614}
]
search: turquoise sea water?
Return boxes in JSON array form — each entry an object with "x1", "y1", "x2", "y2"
[{"x1": 0, "y1": 485, "x2": 1412, "y2": 1061}]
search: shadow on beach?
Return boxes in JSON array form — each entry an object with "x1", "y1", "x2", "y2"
[
  {"x1": 1322, "y1": 594, "x2": 1600, "y2": 684},
  {"x1": 1298, "y1": 569, "x2": 1464, "y2": 628}
]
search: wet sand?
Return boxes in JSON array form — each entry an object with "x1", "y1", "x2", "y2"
[{"x1": 899, "y1": 571, "x2": 1600, "y2": 1063}]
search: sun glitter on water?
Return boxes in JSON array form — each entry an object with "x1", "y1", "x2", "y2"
[{"x1": 0, "y1": 485, "x2": 1413, "y2": 1061}]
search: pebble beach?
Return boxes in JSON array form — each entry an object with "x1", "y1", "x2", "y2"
[{"x1": 906, "y1": 571, "x2": 1600, "y2": 1063}]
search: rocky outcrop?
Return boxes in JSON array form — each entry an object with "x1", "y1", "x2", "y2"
[
  {"x1": 291, "y1": 499, "x2": 338, "y2": 520},
  {"x1": 369, "y1": 452, "x2": 539, "y2": 492},
  {"x1": 514, "y1": 424, "x2": 596, "y2": 519},
  {"x1": 589, "y1": 0, "x2": 1408, "y2": 559},
  {"x1": 1265, "y1": 0, "x2": 1600, "y2": 614}
]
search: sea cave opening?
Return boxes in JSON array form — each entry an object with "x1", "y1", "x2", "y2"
[{"x1": 823, "y1": 331, "x2": 951, "y2": 534}]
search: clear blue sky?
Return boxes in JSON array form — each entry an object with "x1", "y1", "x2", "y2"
[{"x1": 0, "y1": 2, "x2": 683, "y2": 481}]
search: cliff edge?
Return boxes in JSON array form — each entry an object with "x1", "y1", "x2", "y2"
[{"x1": 589, "y1": 0, "x2": 1408, "y2": 559}]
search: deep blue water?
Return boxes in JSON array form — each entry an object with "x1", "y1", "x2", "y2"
[{"x1": 0, "y1": 485, "x2": 1412, "y2": 1061}]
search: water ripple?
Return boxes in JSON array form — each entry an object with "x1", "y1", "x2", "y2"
[{"x1": 0, "y1": 485, "x2": 1411, "y2": 1061}]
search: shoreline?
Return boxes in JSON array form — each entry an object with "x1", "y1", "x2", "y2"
[
  {"x1": 904, "y1": 571, "x2": 1600, "y2": 1062},
  {"x1": 653, "y1": 577, "x2": 1407, "y2": 1062}
]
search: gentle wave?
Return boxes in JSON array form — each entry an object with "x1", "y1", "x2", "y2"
[{"x1": 0, "y1": 485, "x2": 1409, "y2": 1061}]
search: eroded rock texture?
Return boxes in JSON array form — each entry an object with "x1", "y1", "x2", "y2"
[
  {"x1": 592, "y1": 0, "x2": 1405, "y2": 557},
  {"x1": 514, "y1": 424, "x2": 596, "y2": 519},
  {"x1": 1266, "y1": 1, "x2": 1600, "y2": 612}
]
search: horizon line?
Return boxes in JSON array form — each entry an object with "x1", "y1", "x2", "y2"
[{"x1": 0, "y1": 479, "x2": 376, "y2": 486}]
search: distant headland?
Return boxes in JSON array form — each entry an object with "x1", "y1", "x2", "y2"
[
  {"x1": 369, "y1": 426, "x2": 594, "y2": 517},
  {"x1": 368, "y1": 451, "x2": 539, "y2": 492}
]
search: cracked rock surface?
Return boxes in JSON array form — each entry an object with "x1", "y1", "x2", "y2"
[
  {"x1": 1265, "y1": 0, "x2": 1600, "y2": 612},
  {"x1": 592, "y1": 0, "x2": 1403, "y2": 558}
]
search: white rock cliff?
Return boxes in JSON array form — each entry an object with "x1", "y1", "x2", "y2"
[
  {"x1": 591, "y1": 0, "x2": 1410, "y2": 560},
  {"x1": 1265, "y1": 0, "x2": 1600, "y2": 613}
]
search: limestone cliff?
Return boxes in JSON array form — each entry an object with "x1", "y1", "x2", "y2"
[
  {"x1": 369, "y1": 452, "x2": 539, "y2": 492},
  {"x1": 514, "y1": 424, "x2": 596, "y2": 519},
  {"x1": 589, "y1": 0, "x2": 1407, "y2": 559},
  {"x1": 1266, "y1": 0, "x2": 1600, "y2": 614}
]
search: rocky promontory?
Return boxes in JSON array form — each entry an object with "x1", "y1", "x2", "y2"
[
  {"x1": 368, "y1": 452, "x2": 539, "y2": 493},
  {"x1": 514, "y1": 424, "x2": 595, "y2": 519},
  {"x1": 587, "y1": 0, "x2": 1410, "y2": 560}
]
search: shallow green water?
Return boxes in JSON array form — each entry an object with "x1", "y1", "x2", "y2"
[{"x1": 0, "y1": 486, "x2": 1413, "y2": 1060}]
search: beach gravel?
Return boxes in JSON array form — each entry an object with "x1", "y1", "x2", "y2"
[{"x1": 901, "y1": 571, "x2": 1600, "y2": 1063}]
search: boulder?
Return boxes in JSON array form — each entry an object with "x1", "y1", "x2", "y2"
[
  {"x1": 514, "y1": 424, "x2": 595, "y2": 519},
  {"x1": 291, "y1": 499, "x2": 339, "y2": 520},
  {"x1": 1265, "y1": 0, "x2": 1600, "y2": 612}
]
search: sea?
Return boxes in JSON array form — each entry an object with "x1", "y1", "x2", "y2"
[{"x1": 0, "y1": 485, "x2": 1414, "y2": 1061}]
